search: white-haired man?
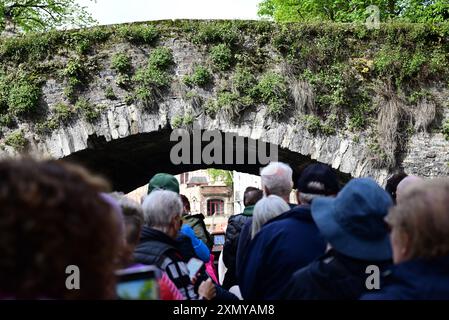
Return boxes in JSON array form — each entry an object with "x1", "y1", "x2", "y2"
[
  {"x1": 240, "y1": 163, "x2": 339, "y2": 300},
  {"x1": 134, "y1": 190, "x2": 198, "y2": 300},
  {"x1": 235, "y1": 162, "x2": 297, "y2": 285}
]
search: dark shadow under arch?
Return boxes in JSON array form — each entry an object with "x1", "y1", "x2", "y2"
[{"x1": 63, "y1": 129, "x2": 351, "y2": 193}]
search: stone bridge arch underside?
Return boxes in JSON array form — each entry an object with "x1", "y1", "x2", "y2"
[{"x1": 53, "y1": 106, "x2": 369, "y2": 193}]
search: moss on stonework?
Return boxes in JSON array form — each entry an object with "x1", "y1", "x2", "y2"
[{"x1": 0, "y1": 20, "x2": 448, "y2": 168}]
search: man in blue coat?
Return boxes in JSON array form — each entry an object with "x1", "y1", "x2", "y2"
[{"x1": 240, "y1": 163, "x2": 340, "y2": 300}]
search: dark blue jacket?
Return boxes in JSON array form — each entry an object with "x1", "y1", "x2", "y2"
[
  {"x1": 282, "y1": 249, "x2": 392, "y2": 300},
  {"x1": 240, "y1": 205, "x2": 327, "y2": 300},
  {"x1": 361, "y1": 255, "x2": 449, "y2": 300},
  {"x1": 235, "y1": 216, "x2": 253, "y2": 286}
]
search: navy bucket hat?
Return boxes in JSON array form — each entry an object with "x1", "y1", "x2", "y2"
[{"x1": 311, "y1": 178, "x2": 393, "y2": 261}]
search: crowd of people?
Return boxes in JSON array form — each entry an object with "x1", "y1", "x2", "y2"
[{"x1": 0, "y1": 158, "x2": 448, "y2": 300}]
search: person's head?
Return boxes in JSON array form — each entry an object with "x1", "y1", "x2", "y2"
[
  {"x1": 0, "y1": 158, "x2": 120, "y2": 299},
  {"x1": 142, "y1": 190, "x2": 183, "y2": 239},
  {"x1": 110, "y1": 192, "x2": 144, "y2": 247},
  {"x1": 296, "y1": 163, "x2": 339, "y2": 205},
  {"x1": 251, "y1": 195, "x2": 290, "y2": 239},
  {"x1": 147, "y1": 173, "x2": 180, "y2": 194},
  {"x1": 260, "y1": 162, "x2": 293, "y2": 202},
  {"x1": 243, "y1": 187, "x2": 263, "y2": 207},
  {"x1": 385, "y1": 178, "x2": 449, "y2": 264},
  {"x1": 395, "y1": 175, "x2": 423, "y2": 204},
  {"x1": 180, "y1": 194, "x2": 191, "y2": 215},
  {"x1": 311, "y1": 178, "x2": 393, "y2": 262},
  {"x1": 385, "y1": 172, "x2": 408, "y2": 203}
]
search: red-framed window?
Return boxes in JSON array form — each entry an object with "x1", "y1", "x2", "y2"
[
  {"x1": 207, "y1": 199, "x2": 224, "y2": 216},
  {"x1": 180, "y1": 172, "x2": 189, "y2": 184}
]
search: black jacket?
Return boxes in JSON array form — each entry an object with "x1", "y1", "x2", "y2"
[
  {"x1": 222, "y1": 205, "x2": 254, "y2": 289},
  {"x1": 134, "y1": 226, "x2": 198, "y2": 300},
  {"x1": 282, "y1": 249, "x2": 392, "y2": 300}
]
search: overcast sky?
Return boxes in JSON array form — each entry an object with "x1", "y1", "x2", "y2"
[{"x1": 76, "y1": 0, "x2": 261, "y2": 26}]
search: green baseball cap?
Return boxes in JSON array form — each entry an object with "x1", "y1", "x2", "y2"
[{"x1": 147, "y1": 173, "x2": 180, "y2": 194}]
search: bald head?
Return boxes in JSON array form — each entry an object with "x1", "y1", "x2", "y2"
[{"x1": 396, "y1": 175, "x2": 424, "y2": 203}]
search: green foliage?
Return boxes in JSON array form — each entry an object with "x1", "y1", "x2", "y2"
[
  {"x1": 253, "y1": 72, "x2": 289, "y2": 118},
  {"x1": 302, "y1": 114, "x2": 336, "y2": 135},
  {"x1": 148, "y1": 47, "x2": 173, "y2": 70},
  {"x1": 111, "y1": 53, "x2": 132, "y2": 74},
  {"x1": 190, "y1": 22, "x2": 240, "y2": 45},
  {"x1": 183, "y1": 66, "x2": 212, "y2": 87},
  {"x1": 258, "y1": 0, "x2": 449, "y2": 23},
  {"x1": 0, "y1": 114, "x2": 14, "y2": 128},
  {"x1": 349, "y1": 102, "x2": 373, "y2": 131},
  {"x1": 35, "y1": 102, "x2": 74, "y2": 135},
  {"x1": 204, "y1": 99, "x2": 220, "y2": 118},
  {"x1": 133, "y1": 47, "x2": 173, "y2": 107},
  {"x1": 134, "y1": 67, "x2": 171, "y2": 89},
  {"x1": 7, "y1": 76, "x2": 41, "y2": 116},
  {"x1": 124, "y1": 94, "x2": 135, "y2": 105},
  {"x1": 105, "y1": 86, "x2": 117, "y2": 100},
  {"x1": 62, "y1": 57, "x2": 88, "y2": 87},
  {"x1": 115, "y1": 74, "x2": 132, "y2": 88},
  {"x1": 117, "y1": 24, "x2": 159, "y2": 44},
  {"x1": 75, "y1": 98, "x2": 100, "y2": 122},
  {"x1": 1, "y1": 0, "x2": 96, "y2": 33},
  {"x1": 407, "y1": 89, "x2": 432, "y2": 105},
  {"x1": 374, "y1": 46, "x2": 447, "y2": 86},
  {"x1": 210, "y1": 44, "x2": 233, "y2": 71},
  {"x1": 53, "y1": 102, "x2": 73, "y2": 123},
  {"x1": 172, "y1": 113, "x2": 194, "y2": 128},
  {"x1": 232, "y1": 67, "x2": 257, "y2": 95},
  {"x1": 443, "y1": 119, "x2": 449, "y2": 141},
  {"x1": 4, "y1": 130, "x2": 27, "y2": 150},
  {"x1": 216, "y1": 91, "x2": 241, "y2": 118},
  {"x1": 207, "y1": 169, "x2": 233, "y2": 187}
]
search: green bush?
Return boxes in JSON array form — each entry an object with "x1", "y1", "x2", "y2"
[
  {"x1": 133, "y1": 47, "x2": 173, "y2": 107},
  {"x1": 254, "y1": 72, "x2": 288, "y2": 118},
  {"x1": 204, "y1": 100, "x2": 220, "y2": 117},
  {"x1": 5, "y1": 130, "x2": 27, "y2": 150},
  {"x1": 117, "y1": 24, "x2": 159, "y2": 44},
  {"x1": 124, "y1": 94, "x2": 135, "y2": 105},
  {"x1": 111, "y1": 53, "x2": 132, "y2": 74},
  {"x1": 148, "y1": 47, "x2": 173, "y2": 70},
  {"x1": 0, "y1": 114, "x2": 14, "y2": 128},
  {"x1": 232, "y1": 67, "x2": 256, "y2": 95},
  {"x1": 216, "y1": 91, "x2": 242, "y2": 118},
  {"x1": 172, "y1": 113, "x2": 194, "y2": 128},
  {"x1": 62, "y1": 57, "x2": 88, "y2": 87},
  {"x1": 302, "y1": 114, "x2": 336, "y2": 135},
  {"x1": 191, "y1": 22, "x2": 240, "y2": 45},
  {"x1": 349, "y1": 103, "x2": 372, "y2": 131},
  {"x1": 134, "y1": 67, "x2": 171, "y2": 88},
  {"x1": 210, "y1": 44, "x2": 233, "y2": 71},
  {"x1": 105, "y1": 86, "x2": 117, "y2": 100},
  {"x1": 8, "y1": 80, "x2": 41, "y2": 116},
  {"x1": 116, "y1": 74, "x2": 132, "y2": 88},
  {"x1": 75, "y1": 98, "x2": 100, "y2": 122},
  {"x1": 54, "y1": 103, "x2": 74, "y2": 123},
  {"x1": 183, "y1": 66, "x2": 212, "y2": 87}
]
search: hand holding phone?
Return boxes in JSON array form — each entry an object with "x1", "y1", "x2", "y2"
[{"x1": 187, "y1": 257, "x2": 204, "y2": 280}]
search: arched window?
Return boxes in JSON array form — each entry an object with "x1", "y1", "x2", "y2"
[{"x1": 207, "y1": 199, "x2": 224, "y2": 216}]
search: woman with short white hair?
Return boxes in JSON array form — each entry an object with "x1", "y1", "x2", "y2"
[{"x1": 251, "y1": 195, "x2": 290, "y2": 239}]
